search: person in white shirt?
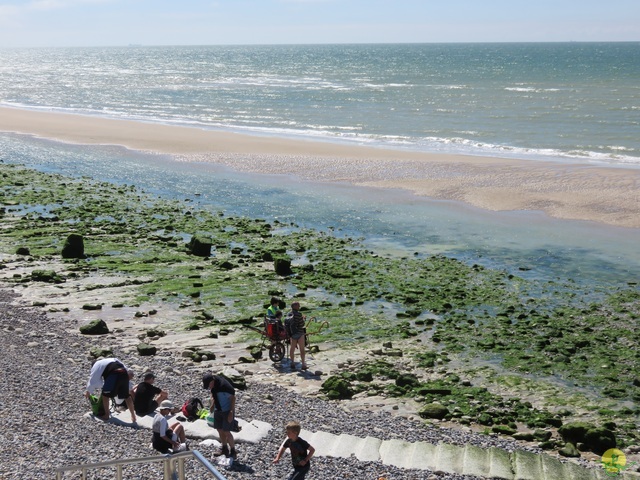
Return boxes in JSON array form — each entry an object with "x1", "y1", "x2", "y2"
[
  {"x1": 84, "y1": 357, "x2": 136, "y2": 422},
  {"x1": 152, "y1": 400, "x2": 187, "y2": 453}
]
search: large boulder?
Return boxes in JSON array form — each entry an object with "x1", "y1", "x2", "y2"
[
  {"x1": 61, "y1": 233, "x2": 85, "y2": 259},
  {"x1": 137, "y1": 343, "x2": 157, "y2": 356},
  {"x1": 558, "y1": 422, "x2": 616, "y2": 455},
  {"x1": 558, "y1": 422, "x2": 592, "y2": 444},
  {"x1": 418, "y1": 403, "x2": 449, "y2": 420},
  {"x1": 31, "y1": 270, "x2": 64, "y2": 284},
  {"x1": 79, "y1": 319, "x2": 109, "y2": 335},
  {"x1": 274, "y1": 257, "x2": 293, "y2": 276},
  {"x1": 219, "y1": 367, "x2": 247, "y2": 390},
  {"x1": 188, "y1": 234, "x2": 212, "y2": 257},
  {"x1": 321, "y1": 375, "x2": 354, "y2": 399},
  {"x1": 584, "y1": 427, "x2": 616, "y2": 454}
]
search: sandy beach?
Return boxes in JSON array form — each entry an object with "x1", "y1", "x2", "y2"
[
  {"x1": 2, "y1": 137, "x2": 639, "y2": 477},
  {"x1": 1, "y1": 106, "x2": 639, "y2": 229}
]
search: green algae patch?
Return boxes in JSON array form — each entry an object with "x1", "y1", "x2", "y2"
[
  {"x1": 2, "y1": 162, "x2": 640, "y2": 448},
  {"x1": 30, "y1": 269, "x2": 64, "y2": 283}
]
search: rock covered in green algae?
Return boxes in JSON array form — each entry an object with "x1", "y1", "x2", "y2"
[
  {"x1": 89, "y1": 347, "x2": 113, "y2": 358},
  {"x1": 137, "y1": 343, "x2": 157, "y2": 356},
  {"x1": 30, "y1": 269, "x2": 64, "y2": 283},
  {"x1": 492, "y1": 425, "x2": 517, "y2": 436},
  {"x1": 219, "y1": 367, "x2": 247, "y2": 390},
  {"x1": 187, "y1": 234, "x2": 212, "y2": 257},
  {"x1": 61, "y1": 233, "x2": 85, "y2": 259},
  {"x1": 558, "y1": 442, "x2": 581, "y2": 457},
  {"x1": 79, "y1": 319, "x2": 109, "y2": 335},
  {"x1": 321, "y1": 375, "x2": 355, "y2": 399},
  {"x1": 273, "y1": 256, "x2": 293, "y2": 276},
  {"x1": 583, "y1": 427, "x2": 617, "y2": 454},
  {"x1": 418, "y1": 402, "x2": 449, "y2": 420},
  {"x1": 558, "y1": 421, "x2": 617, "y2": 454}
]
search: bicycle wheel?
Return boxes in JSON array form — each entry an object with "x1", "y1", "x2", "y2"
[{"x1": 269, "y1": 342, "x2": 285, "y2": 362}]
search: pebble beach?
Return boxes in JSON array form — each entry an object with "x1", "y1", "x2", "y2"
[
  {"x1": 2, "y1": 42, "x2": 639, "y2": 480},
  {"x1": 0, "y1": 288, "x2": 574, "y2": 480}
]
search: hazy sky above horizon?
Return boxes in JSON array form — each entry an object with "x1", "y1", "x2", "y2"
[{"x1": 0, "y1": 0, "x2": 638, "y2": 48}]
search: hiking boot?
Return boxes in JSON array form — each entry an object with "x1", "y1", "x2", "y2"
[
  {"x1": 213, "y1": 445, "x2": 229, "y2": 457},
  {"x1": 229, "y1": 448, "x2": 237, "y2": 458}
]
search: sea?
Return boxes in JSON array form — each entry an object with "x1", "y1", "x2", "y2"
[{"x1": 1, "y1": 43, "x2": 639, "y2": 287}]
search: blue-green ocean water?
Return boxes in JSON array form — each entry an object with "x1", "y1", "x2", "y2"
[
  {"x1": 1, "y1": 44, "x2": 639, "y2": 287},
  {"x1": 1, "y1": 133, "x2": 638, "y2": 289},
  {"x1": 1, "y1": 43, "x2": 639, "y2": 165}
]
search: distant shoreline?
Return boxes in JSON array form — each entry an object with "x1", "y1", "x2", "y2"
[{"x1": 1, "y1": 106, "x2": 639, "y2": 229}]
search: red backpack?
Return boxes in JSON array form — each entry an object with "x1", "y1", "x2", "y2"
[{"x1": 181, "y1": 397, "x2": 204, "y2": 421}]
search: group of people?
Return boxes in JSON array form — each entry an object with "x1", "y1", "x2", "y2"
[
  {"x1": 85, "y1": 359, "x2": 315, "y2": 479},
  {"x1": 84, "y1": 358, "x2": 186, "y2": 453},
  {"x1": 202, "y1": 371, "x2": 315, "y2": 479},
  {"x1": 267, "y1": 296, "x2": 309, "y2": 371},
  {"x1": 82, "y1": 297, "x2": 314, "y2": 477}
]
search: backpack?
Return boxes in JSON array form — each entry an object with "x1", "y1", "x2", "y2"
[
  {"x1": 284, "y1": 312, "x2": 294, "y2": 338},
  {"x1": 181, "y1": 397, "x2": 204, "y2": 421},
  {"x1": 89, "y1": 394, "x2": 106, "y2": 417}
]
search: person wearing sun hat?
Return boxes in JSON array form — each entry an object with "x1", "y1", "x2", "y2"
[{"x1": 151, "y1": 400, "x2": 187, "y2": 453}]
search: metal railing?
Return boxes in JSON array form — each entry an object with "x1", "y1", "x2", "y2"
[{"x1": 55, "y1": 450, "x2": 227, "y2": 480}]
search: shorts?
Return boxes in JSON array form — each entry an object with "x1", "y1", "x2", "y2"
[
  {"x1": 213, "y1": 410, "x2": 233, "y2": 432},
  {"x1": 288, "y1": 464, "x2": 310, "y2": 480},
  {"x1": 102, "y1": 370, "x2": 130, "y2": 399},
  {"x1": 152, "y1": 429, "x2": 176, "y2": 454},
  {"x1": 291, "y1": 332, "x2": 305, "y2": 341},
  {"x1": 135, "y1": 399, "x2": 158, "y2": 417}
]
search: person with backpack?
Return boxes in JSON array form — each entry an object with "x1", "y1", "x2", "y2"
[
  {"x1": 203, "y1": 373, "x2": 237, "y2": 458},
  {"x1": 287, "y1": 302, "x2": 308, "y2": 371},
  {"x1": 84, "y1": 357, "x2": 136, "y2": 422}
]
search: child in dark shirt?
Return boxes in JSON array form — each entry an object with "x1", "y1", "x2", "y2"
[{"x1": 273, "y1": 421, "x2": 315, "y2": 480}]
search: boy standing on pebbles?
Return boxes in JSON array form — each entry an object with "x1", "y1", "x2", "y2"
[{"x1": 273, "y1": 421, "x2": 315, "y2": 480}]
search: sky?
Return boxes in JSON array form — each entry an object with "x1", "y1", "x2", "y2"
[{"x1": 0, "y1": 0, "x2": 639, "y2": 48}]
